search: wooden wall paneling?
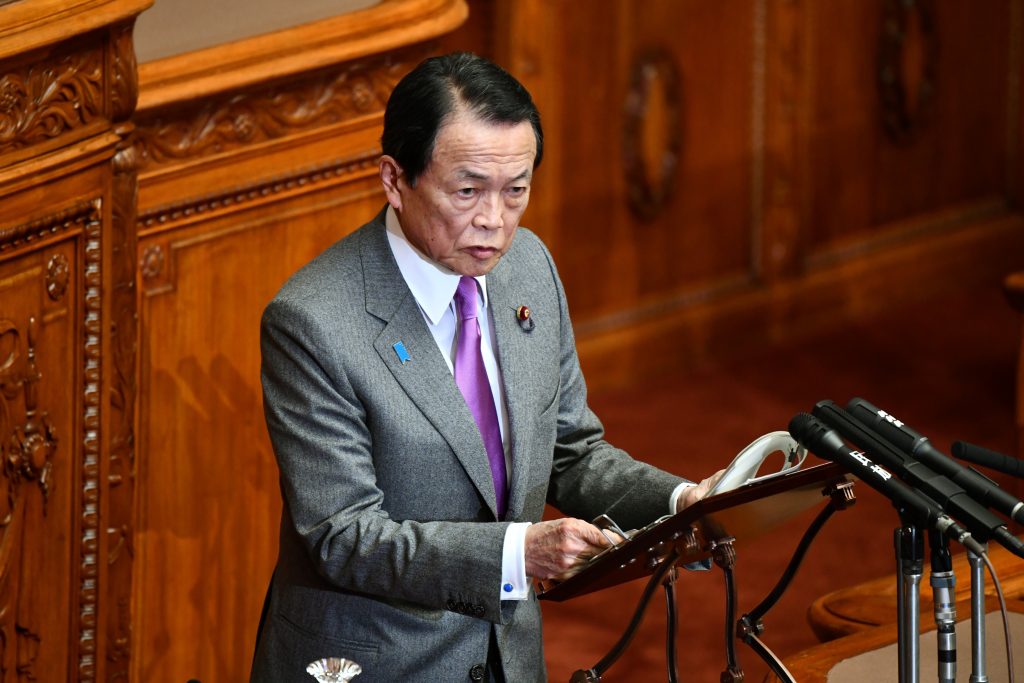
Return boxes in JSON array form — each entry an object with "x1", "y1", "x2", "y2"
[
  {"x1": 469, "y1": 1, "x2": 1024, "y2": 391},
  {"x1": 807, "y1": 0, "x2": 1014, "y2": 254},
  {"x1": 135, "y1": 176, "x2": 384, "y2": 683},
  {"x1": 757, "y1": 0, "x2": 811, "y2": 283},
  {"x1": 131, "y1": 3, "x2": 467, "y2": 680},
  {"x1": 505, "y1": 0, "x2": 758, "y2": 311},
  {"x1": 0, "y1": 1, "x2": 148, "y2": 679}
]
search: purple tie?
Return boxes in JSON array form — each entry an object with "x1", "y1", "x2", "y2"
[{"x1": 453, "y1": 276, "x2": 508, "y2": 518}]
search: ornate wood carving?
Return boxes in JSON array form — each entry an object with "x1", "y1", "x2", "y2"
[
  {"x1": 0, "y1": 38, "x2": 105, "y2": 156},
  {"x1": 78, "y1": 203, "x2": 102, "y2": 683},
  {"x1": 1, "y1": 317, "x2": 56, "y2": 505},
  {"x1": 109, "y1": 22, "x2": 138, "y2": 125},
  {"x1": 139, "y1": 244, "x2": 163, "y2": 280},
  {"x1": 138, "y1": 150, "x2": 379, "y2": 231},
  {"x1": 134, "y1": 53, "x2": 410, "y2": 171},
  {"x1": 106, "y1": 24, "x2": 139, "y2": 670},
  {"x1": 45, "y1": 254, "x2": 70, "y2": 301},
  {"x1": 0, "y1": 202, "x2": 96, "y2": 254},
  {"x1": 623, "y1": 50, "x2": 681, "y2": 222},
  {"x1": 0, "y1": 315, "x2": 57, "y2": 679},
  {"x1": 878, "y1": 0, "x2": 938, "y2": 145}
]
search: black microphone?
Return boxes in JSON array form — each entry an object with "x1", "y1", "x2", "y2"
[
  {"x1": 952, "y1": 440, "x2": 1024, "y2": 478},
  {"x1": 814, "y1": 401, "x2": 1010, "y2": 540},
  {"x1": 788, "y1": 412, "x2": 985, "y2": 555},
  {"x1": 847, "y1": 398, "x2": 1024, "y2": 525}
]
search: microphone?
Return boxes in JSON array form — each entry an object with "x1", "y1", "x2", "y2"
[
  {"x1": 847, "y1": 398, "x2": 1024, "y2": 525},
  {"x1": 814, "y1": 401, "x2": 1010, "y2": 540},
  {"x1": 952, "y1": 440, "x2": 1024, "y2": 478},
  {"x1": 788, "y1": 412, "x2": 985, "y2": 556}
]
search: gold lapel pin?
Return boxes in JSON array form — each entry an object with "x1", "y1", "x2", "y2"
[{"x1": 516, "y1": 305, "x2": 534, "y2": 332}]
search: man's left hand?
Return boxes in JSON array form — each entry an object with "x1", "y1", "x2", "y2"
[{"x1": 677, "y1": 469, "x2": 726, "y2": 512}]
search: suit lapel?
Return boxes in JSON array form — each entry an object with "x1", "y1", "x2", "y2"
[
  {"x1": 486, "y1": 253, "x2": 535, "y2": 520},
  {"x1": 361, "y1": 219, "x2": 501, "y2": 517}
]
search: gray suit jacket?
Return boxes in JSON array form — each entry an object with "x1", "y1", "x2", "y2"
[{"x1": 251, "y1": 209, "x2": 684, "y2": 682}]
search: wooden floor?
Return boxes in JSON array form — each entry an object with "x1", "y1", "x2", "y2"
[{"x1": 540, "y1": 280, "x2": 1020, "y2": 682}]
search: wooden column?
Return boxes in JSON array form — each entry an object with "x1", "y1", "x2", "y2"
[{"x1": 0, "y1": 1, "x2": 149, "y2": 680}]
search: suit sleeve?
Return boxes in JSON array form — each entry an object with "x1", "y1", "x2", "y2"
[
  {"x1": 261, "y1": 297, "x2": 511, "y2": 623},
  {"x1": 534, "y1": 241, "x2": 690, "y2": 531}
]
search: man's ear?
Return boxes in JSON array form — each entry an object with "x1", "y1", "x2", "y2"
[{"x1": 379, "y1": 156, "x2": 403, "y2": 211}]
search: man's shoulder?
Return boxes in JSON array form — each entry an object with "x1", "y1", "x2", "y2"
[{"x1": 506, "y1": 226, "x2": 554, "y2": 272}]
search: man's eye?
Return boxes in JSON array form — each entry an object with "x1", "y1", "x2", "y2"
[
  {"x1": 508, "y1": 186, "x2": 527, "y2": 196},
  {"x1": 456, "y1": 188, "x2": 477, "y2": 198}
]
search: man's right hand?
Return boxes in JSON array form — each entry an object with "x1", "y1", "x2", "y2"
[{"x1": 524, "y1": 518, "x2": 615, "y2": 581}]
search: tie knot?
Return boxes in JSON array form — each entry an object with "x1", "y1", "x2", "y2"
[{"x1": 454, "y1": 276, "x2": 479, "y2": 321}]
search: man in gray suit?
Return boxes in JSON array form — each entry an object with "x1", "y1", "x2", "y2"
[{"x1": 251, "y1": 52, "x2": 720, "y2": 682}]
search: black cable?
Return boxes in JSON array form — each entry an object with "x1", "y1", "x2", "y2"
[{"x1": 664, "y1": 575, "x2": 678, "y2": 683}]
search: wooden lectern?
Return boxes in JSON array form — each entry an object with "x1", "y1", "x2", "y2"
[{"x1": 539, "y1": 462, "x2": 854, "y2": 682}]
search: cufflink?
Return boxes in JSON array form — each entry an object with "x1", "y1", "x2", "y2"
[{"x1": 503, "y1": 583, "x2": 514, "y2": 593}]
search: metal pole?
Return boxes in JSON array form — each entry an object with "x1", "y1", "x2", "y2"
[{"x1": 968, "y1": 546, "x2": 988, "y2": 683}]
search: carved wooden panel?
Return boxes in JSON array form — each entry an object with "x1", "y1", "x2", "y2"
[
  {"x1": 0, "y1": 35, "x2": 108, "y2": 169},
  {"x1": 0, "y1": 2, "x2": 146, "y2": 680},
  {"x1": 133, "y1": 52, "x2": 409, "y2": 172},
  {"x1": 0, "y1": 209, "x2": 82, "y2": 683}
]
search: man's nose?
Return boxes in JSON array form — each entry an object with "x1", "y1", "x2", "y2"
[{"x1": 472, "y1": 194, "x2": 504, "y2": 230}]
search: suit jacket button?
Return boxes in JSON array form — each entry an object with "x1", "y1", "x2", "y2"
[
  {"x1": 469, "y1": 663, "x2": 486, "y2": 681},
  {"x1": 472, "y1": 604, "x2": 485, "y2": 617},
  {"x1": 446, "y1": 599, "x2": 457, "y2": 611}
]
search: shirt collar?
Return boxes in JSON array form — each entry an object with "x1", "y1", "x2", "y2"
[{"x1": 384, "y1": 205, "x2": 488, "y2": 325}]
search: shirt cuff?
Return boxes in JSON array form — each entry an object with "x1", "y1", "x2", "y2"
[
  {"x1": 669, "y1": 481, "x2": 696, "y2": 514},
  {"x1": 500, "y1": 522, "x2": 532, "y2": 601}
]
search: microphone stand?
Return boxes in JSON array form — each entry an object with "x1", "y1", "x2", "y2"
[
  {"x1": 928, "y1": 529, "x2": 956, "y2": 683},
  {"x1": 895, "y1": 516, "x2": 924, "y2": 683},
  {"x1": 968, "y1": 544, "x2": 989, "y2": 682}
]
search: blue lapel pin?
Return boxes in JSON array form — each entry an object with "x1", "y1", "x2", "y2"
[{"x1": 393, "y1": 341, "x2": 411, "y2": 364}]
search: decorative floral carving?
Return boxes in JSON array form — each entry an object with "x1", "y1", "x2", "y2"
[
  {"x1": 2, "y1": 318, "x2": 57, "y2": 510},
  {"x1": 0, "y1": 317, "x2": 57, "y2": 515},
  {"x1": 109, "y1": 23, "x2": 139, "y2": 124},
  {"x1": 0, "y1": 41, "x2": 104, "y2": 154},
  {"x1": 133, "y1": 53, "x2": 411, "y2": 169},
  {"x1": 139, "y1": 245, "x2": 164, "y2": 279},
  {"x1": 106, "y1": 131, "x2": 139, "y2": 680},
  {"x1": 0, "y1": 316, "x2": 56, "y2": 680},
  {"x1": 623, "y1": 50, "x2": 682, "y2": 222},
  {"x1": 15, "y1": 624, "x2": 41, "y2": 679},
  {"x1": 878, "y1": 0, "x2": 938, "y2": 145},
  {"x1": 45, "y1": 254, "x2": 70, "y2": 301}
]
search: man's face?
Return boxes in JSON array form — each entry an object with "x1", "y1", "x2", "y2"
[{"x1": 381, "y1": 108, "x2": 537, "y2": 276}]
